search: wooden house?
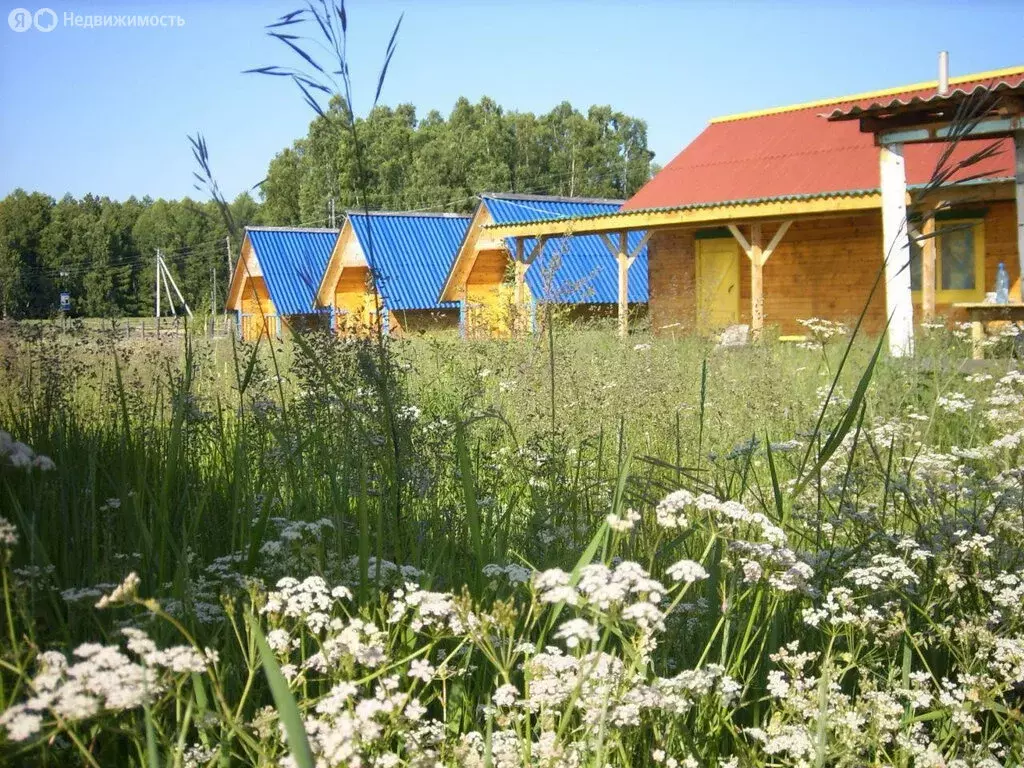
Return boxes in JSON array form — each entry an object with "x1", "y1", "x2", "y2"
[
  {"x1": 438, "y1": 194, "x2": 649, "y2": 337},
  {"x1": 225, "y1": 226, "x2": 338, "y2": 341},
  {"x1": 482, "y1": 66, "x2": 1024, "y2": 355},
  {"x1": 315, "y1": 212, "x2": 469, "y2": 336}
]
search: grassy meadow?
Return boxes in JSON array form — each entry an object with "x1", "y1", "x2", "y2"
[{"x1": 1, "y1": 314, "x2": 1023, "y2": 766}]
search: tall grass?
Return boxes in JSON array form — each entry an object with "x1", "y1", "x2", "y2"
[{"x1": 2, "y1": 316, "x2": 1024, "y2": 764}]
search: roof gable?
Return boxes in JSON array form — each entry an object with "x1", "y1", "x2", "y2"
[
  {"x1": 348, "y1": 212, "x2": 470, "y2": 311},
  {"x1": 245, "y1": 227, "x2": 339, "y2": 316},
  {"x1": 624, "y1": 66, "x2": 1024, "y2": 212}
]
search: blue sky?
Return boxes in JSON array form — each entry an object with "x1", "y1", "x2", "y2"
[{"x1": 1, "y1": 0, "x2": 1022, "y2": 204}]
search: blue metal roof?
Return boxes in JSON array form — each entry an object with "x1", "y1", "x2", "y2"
[
  {"x1": 247, "y1": 227, "x2": 338, "y2": 316},
  {"x1": 348, "y1": 212, "x2": 470, "y2": 311},
  {"x1": 481, "y1": 194, "x2": 649, "y2": 305}
]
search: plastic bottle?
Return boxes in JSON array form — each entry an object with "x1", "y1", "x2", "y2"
[{"x1": 995, "y1": 262, "x2": 1009, "y2": 304}]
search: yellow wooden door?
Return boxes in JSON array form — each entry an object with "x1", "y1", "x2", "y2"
[{"x1": 696, "y1": 238, "x2": 740, "y2": 333}]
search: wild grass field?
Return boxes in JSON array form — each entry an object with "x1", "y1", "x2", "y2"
[{"x1": 1, "y1": 315, "x2": 1023, "y2": 767}]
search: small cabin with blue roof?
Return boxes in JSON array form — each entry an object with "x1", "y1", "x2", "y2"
[
  {"x1": 225, "y1": 226, "x2": 338, "y2": 341},
  {"x1": 438, "y1": 193, "x2": 649, "y2": 337},
  {"x1": 315, "y1": 211, "x2": 470, "y2": 336}
]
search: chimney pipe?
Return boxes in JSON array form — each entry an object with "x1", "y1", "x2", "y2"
[{"x1": 938, "y1": 51, "x2": 949, "y2": 96}]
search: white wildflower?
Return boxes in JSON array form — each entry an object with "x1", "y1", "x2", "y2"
[
  {"x1": 665, "y1": 559, "x2": 709, "y2": 584},
  {"x1": 554, "y1": 618, "x2": 601, "y2": 649},
  {"x1": 493, "y1": 683, "x2": 518, "y2": 708},
  {"x1": 408, "y1": 659, "x2": 435, "y2": 682},
  {"x1": 0, "y1": 516, "x2": 18, "y2": 548},
  {"x1": 96, "y1": 572, "x2": 141, "y2": 608}
]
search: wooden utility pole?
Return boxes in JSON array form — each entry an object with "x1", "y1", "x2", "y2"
[
  {"x1": 155, "y1": 249, "x2": 161, "y2": 337},
  {"x1": 210, "y1": 265, "x2": 217, "y2": 337},
  {"x1": 159, "y1": 255, "x2": 192, "y2": 319}
]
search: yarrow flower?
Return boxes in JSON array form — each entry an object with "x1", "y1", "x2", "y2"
[
  {"x1": 554, "y1": 618, "x2": 601, "y2": 649},
  {"x1": 937, "y1": 392, "x2": 974, "y2": 414},
  {"x1": 483, "y1": 563, "x2": 532, "y2": 585},
  {"x1": 407, "y1": 659, "x2": 435, "y2": 682},
  {"x1": 532, "y1": 568, "x2": 579, "y2": 605},
  {"x1": 493, "y1": 683, "x2": 519, "y2": 708},
  {"x1": 665, "y1": 559, "x2": 709, "y2": 584},
  {"x1": 655, "y1": 490, "x2": 695, "y2": 529}
]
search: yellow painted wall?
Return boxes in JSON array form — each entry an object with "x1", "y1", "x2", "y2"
[
  {"x1": 333, "y1": 266, "x2": 376, "y2": 335},
  {"x1": 240, "y1": 277, "x2": 276, "y2": 341},
  {"x1": 465, "y1": 249, "x2": 516, "y2": 337}
]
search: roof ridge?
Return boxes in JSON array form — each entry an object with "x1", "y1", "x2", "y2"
[
  {"x1": 246, "y1": 225, "x2": 340, "y2": 233},
  {"x1": 482, "y1": 191, "x2": 625, "y2": 206},
  {"x1": 709, "y1": 64, "x2": 1024, "y2": 124},
  {"x1": 345, "y1": 210, "x2": 471, "y2": 219}
]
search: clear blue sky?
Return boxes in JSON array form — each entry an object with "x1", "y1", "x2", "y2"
[{"x1": 1, "y1": 0, "x2": 1021, "y2": 204}]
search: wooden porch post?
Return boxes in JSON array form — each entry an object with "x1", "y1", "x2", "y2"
[
  {"x1": 728, "y1": 220, "x2": 790, "y2": 336},
  {"x1": 458, "y1": 289, "x2": 467, "y2": 340},
  {"x1": 1015, "y1": 131, "x2": 1024, "y2": 302},
  {"x1": 511, "y1": 236, "x2": 549, "y2": 334},
  {"x1": 921, "y1": 212, "x2": 937, "y2": 322},
  {"x1": 748, "y1": 224, "x2": 764, "y2": 333},
  {"x1": 880, "y1": 143, "x2": 914, "y2": 357},
  {"x1": 617, "y1": 231, "x2": 629, "y2": 339},
  {"x1": 512, "y1": 238, "x2": 526, "y2": 334},
  {"x1": 599, "y1": 230, "x2": 651, "y2": 339}
]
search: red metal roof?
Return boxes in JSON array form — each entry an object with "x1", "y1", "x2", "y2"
[{"x1": 622, "y1": 67, "x2": 1024, "y2": 212}]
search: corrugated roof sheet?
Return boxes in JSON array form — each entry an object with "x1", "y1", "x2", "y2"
[
  {"x1": 482, "y1": 194, "x2": 649, "y2": 304},
  {"x1": 247, "y1": 227, "x2": 339, "y2": 316},
  {"x1": 622, "y1": 67, "x2": 1024, "y2": 212},
  {"x1": 826, "y1": 75, "x2": 1024, "y2": 119},
  {"x1": 348, "y1": 212, "x2": 470, "y2": 310}
]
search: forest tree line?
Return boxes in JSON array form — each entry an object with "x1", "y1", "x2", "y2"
[{"x1": 0, "y1": 97, "x2": 655, "y2": 318}]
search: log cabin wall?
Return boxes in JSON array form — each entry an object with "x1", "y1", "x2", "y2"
[
  {"x1": 647, "y1": 229, "x2": 696, "y2": 334},
  {"x1": 646, "y1": 200, "x2": 1019, "y2": 337}
]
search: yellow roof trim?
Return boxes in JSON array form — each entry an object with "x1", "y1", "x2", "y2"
[
  {"x1": 709, "y1": 64, "x2": 1024, "y2": 124},
  {"x1": 225, "y1": 232, "x2": 255, "y2": 311}
]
